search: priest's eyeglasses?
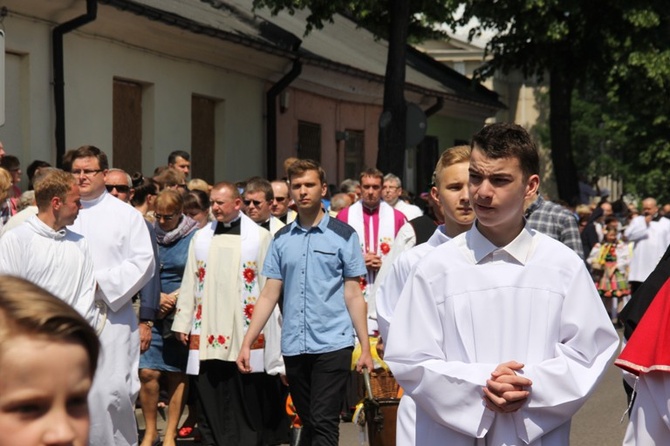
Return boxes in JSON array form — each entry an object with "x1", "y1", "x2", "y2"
[{"x1": 71, "y1": 169, "x2": 103, "y2": 177}]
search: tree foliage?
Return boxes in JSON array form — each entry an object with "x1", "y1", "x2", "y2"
[
  {"x1": 252, "y1": 0, "x2": 456, "y2": 41},
  {"x1": 455, "y1": 0, "x2": 670, "y2": 202},
  {"x1": 251, "y1": 0, "x2": 460, "y2": 179},
  {"x1": 253, "y1": 0, "x2": 670, "y2": 202}
]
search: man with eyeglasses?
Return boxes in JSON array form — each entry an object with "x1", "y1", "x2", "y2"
[
  {"x1": 105, "y1": 167, "x2": 161, "y2": 376},
  {"x1": 67, "y1": 145, "x2": 155, "y2": 446},
  {"x1": 270, "y1": 179, "x2": 296, "y2": 225},
  {"x1": 105, "y1": 168, "x2": 133, "y2": 203},
  {"x1": 382, "y1": 173, "x2": 423, "y2": 220},
  {"x1": 243, "y1": 177, "x2": 285, "y2": 235}
]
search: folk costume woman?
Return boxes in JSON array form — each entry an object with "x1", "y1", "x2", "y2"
[{"x1": 588, "y1": 227, "x2": 631, "y2": 323}]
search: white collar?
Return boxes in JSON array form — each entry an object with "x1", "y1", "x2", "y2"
[{"x1": 468, "y1": 222, "x2": 535, "y2": 265}]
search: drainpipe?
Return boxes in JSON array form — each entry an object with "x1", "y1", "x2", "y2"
[
  {"x1": 266, "y1": 59, "x2": 302, "y2": 178},
  {"x1": 424, "y1": 97, "x2": 444, "y2": 118},
  {"x1": 53, "y1": 0, "x2": 98, "y2": 168}
]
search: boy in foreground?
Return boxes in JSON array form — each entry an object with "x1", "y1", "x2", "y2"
[
  {"x1": 0, "y1": 275, "x2": 99, "y2": 446},
  {"x1": 385, "y1": 123, "x2": 619, "y2": 445},
  {"x1": 237, "y1": 159, "x2": 372, "y2": 446}
]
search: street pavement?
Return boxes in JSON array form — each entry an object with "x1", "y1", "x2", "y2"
[{"x1": 141, "y1": 330, "x2": 629, "y2": 445}]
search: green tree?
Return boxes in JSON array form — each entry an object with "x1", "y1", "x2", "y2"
[
  {"x1": 456, "y1": 0, "x2": 670, "y2": 202},
  {"x1": 252, "y1": 0, "x2": 457, "y2": 179}
]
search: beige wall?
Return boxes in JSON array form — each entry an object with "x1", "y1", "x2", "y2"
[
  {"x1": 275, "y1": 87, "x2": 382, "y2": 184},
  {"x1": 1, "y1": 13, "x2": 268, "y2": 184}
]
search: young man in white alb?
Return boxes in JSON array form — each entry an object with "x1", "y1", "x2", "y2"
[{"x1": 385, "y1": 123, "x2": 619, "y2": 445}]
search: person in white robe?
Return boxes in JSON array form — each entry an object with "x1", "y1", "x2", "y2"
[
  {"x1": 172, "y1": 182, "x2": 284, "y2": 445},
  {"x1": 384, "y1": 123, "x2": 619, "y2": 446},
  {"x1": 376, "y1": 145, "x2": 474, "y2": 445},
  {"x1": 383, "y1": 173, "x2": 423, "y2": 220},
  {"x1": 0, "y1": 168, "x2": 99, "y2": 328},
  {"x1": 615, "y1": 268, "x2": 670, "y2": 445},
  {"x1": 337, "y1": 168, "x2": 406, "y2": 334},
  {"x1": 624, "y1": 197, "x2": 670, "y2": 293},
  {"x1": 67, "y1": 146, "x2": 155, "y2": 446}
]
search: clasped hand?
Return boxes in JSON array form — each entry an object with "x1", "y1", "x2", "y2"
[{"x1": 482, "y1": 360, "x2": 532, "y2": 413}]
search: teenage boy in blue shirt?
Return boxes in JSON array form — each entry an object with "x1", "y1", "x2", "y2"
[{"x1": 237, "y1": 159, "x2": 373, "y2": 446}]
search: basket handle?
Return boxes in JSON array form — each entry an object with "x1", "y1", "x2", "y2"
[{"x1": 363, "y1": 367, "x2": 374, "y2": 400}]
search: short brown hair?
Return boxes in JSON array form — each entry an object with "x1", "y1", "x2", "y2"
[
  {"x1": 154, "y1": 168, "x2": 185, "y2": 189},
  {"x1": 359, "y1": 167, "x2": 384, "y2": 184},
  {"x1": 283, "y1": 157, "x2": 300, "y2": 176},
  {"x1": 0, "y1": 275, "x2": 99, "y2": 378},
  {"x1": 212, "y1": 181, "x2": 240, "y2": 199},
  {"x1": 244, "y1": 178, "x2": 274, "y2": 200},
  {"x1": 34, "y1": 168, "x2": 76, "y2": 211},
  {"x1": 471, "y1": 123, "x2": 539, "y2": 180},
  {"x1": 287, "y1": 159, "x2": 326, "y2": 185},
  {"x1": 155, "y1": 189, "x2": 184, "y2": 214},
  {"x1": 433, "y1": 145, "x2": 471, "y2": 187},
  {"x1": 68, "y1": 145, "x2": 109, "y2": 171}
]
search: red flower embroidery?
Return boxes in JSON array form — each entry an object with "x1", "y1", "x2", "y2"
[
  {"x1": 195, "y1": 304, "x2": 202, "y2": 321},
  {"x1": 244, "y1": 303, "x2": 255, "y2": 319},
  {"x1": 359, "y1": 276, "x2": 367, "y2": 291},
  {"x1": 207, "y1": 334, "x2": 215, "y2": 345},
  {"x1": 217, "y1": 335, "x2": 226, "y2": 345},
  {"x1": 197, "y1": 267, "x2": 206, "y2": 282},
  {"x1": 243, "y1": 267, "x2": 256, "y2": 284},
  {"x1": 380, "y1": 242, "x2": 390, "y2": 255}
]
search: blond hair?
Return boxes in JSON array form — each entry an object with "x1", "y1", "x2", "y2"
[
  {"x1": 34, "y1": 168, "x2": 76, "y2": 211},
  {"x1": 433, "y1": 145, "x2": 471, "y2": 187},
  {"x1": 155, "y1": 188, "x2": 184, "y2": 214},
  {"x1": 0, "y1": 275, "x2": 99, "y2": 377},
  {"x1": 0, "y1": 167, "x2": 11, "y2": 200},
  {"x1": 187, "y1": 178, "x2": 210, "y2": 193}
]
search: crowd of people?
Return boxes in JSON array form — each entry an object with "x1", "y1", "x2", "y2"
[{"x1": 0, "y1": 123, "x2": 668, "y2": 446}]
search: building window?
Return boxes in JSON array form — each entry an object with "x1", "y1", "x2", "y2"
[
  {"x1": 344, "y1": 130, "x2": 364, "y2": 179},
  {"x1": 113, "y1": 79, "x2": 143, "y2": 174},
  {"x1": 298, "y1": 121, "x2": 321, "y2": 162},
  {"x1": 191, "y1": 95, "x2": 217, "y2": 184}
]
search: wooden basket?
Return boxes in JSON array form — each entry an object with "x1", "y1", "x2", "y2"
[{"x1": 369, "y1": 368, "x2": 400, "y2": 400}]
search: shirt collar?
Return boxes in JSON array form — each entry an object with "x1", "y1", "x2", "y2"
[
  {"x1": 469, "y1": 222, "x2": 535, "y2": 265},
  {"x1": 290, "y1": 211, "x2": 329, "y2": 233},
  {"x1": 223, "y1": 213, "x2": 241, "y2": 228},
  {"x1": 80, "y1": 189, "x2": 108, "y2": 207},
  {"x1": 362, "y1": 203, "x2": 379, "y2": 215}
]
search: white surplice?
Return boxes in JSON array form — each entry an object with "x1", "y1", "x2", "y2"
[
  {"x1": 371, "y1": 221, "x2": 418, "y2": 307},
  {"x1": 377, "y1": 226, "x2": 449, "y2": 342},
  {"x1": 376, "y1": 226, "x2": 450, "y2": 446},
  {"x1": 69, "y1": 191, "x2": 155, "y2": 446},
  {"x1": 0, "y1": 215, "x2": 98, "y2": 326},
  {"x1": 623, "y1": 372, "x2": 670, "y2": 445},
  {"x1": 394, "y1": 199, "x2": 423, "y2": 220},
  {"x1": 385, "y1": 224, "x2": 619, "y2": 446},
  {"x1": 624, "y1": 215, "x2": 670, "y2": 283}
]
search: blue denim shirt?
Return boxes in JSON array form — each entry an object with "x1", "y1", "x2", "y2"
[{"x1": 263, "y1": 213, "x2": 366, "y2": 356}]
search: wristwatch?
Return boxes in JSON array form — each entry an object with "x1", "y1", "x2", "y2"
[{"x1": 141, "y1": 320, "x2": 154, "y2": 328}]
